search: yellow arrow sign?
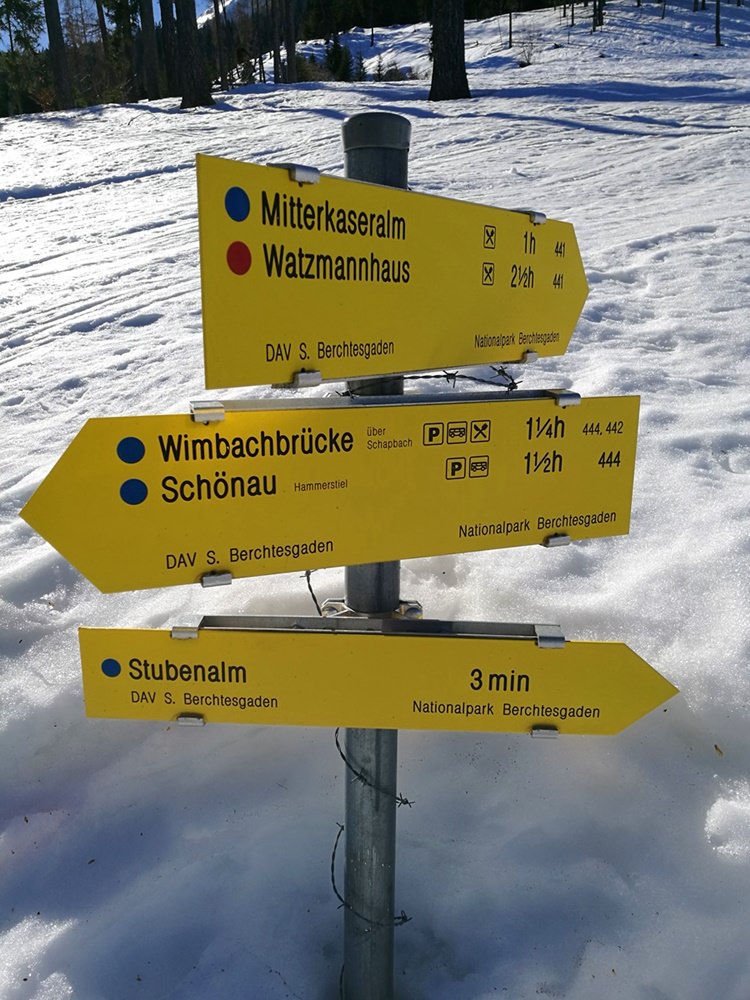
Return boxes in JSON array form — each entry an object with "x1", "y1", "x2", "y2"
[
  {"x1": 196, "y1": 154, "x2": 589, "y2": 388},
  {"x1": 79, "y1": 620, "x2": 678, "y2": 735},
  {"x1": 20, "y1": 393, "x2": 639, "y2": 593}
]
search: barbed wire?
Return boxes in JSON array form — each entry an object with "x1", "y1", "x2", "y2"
[
  {"x1": 331, "y1": 724, "x2": 413, "y2": 996},
  {"x1": 405, "y1": 366, "x2": 520, "y2": 391},
  {"x1": 330, "y1": 823, "x2": 412, "y2": 928},
  {"x1": 303, "y1": 569, "x2": 324, "y2": 615},
  {"x1": 340, "y1": 366, "x2": 520, "y2": 396},
  {"x1": 335, "y1": 727, "x2": 413, "y2": 808}
]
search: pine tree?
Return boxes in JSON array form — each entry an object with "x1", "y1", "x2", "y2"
[
  {"x1": 353, "y1": 48, "x2": 366, "y2": 81},
  {"x1": 1, "y1": 0, "x2": 44, "y2": 54},
  {"x1": 43, "y1": 0, "x2": 74, "y2": 107},
  {"x1": 174, "y1": 0, "x2": 213, "y2": 107},
  {"x1": 139, "y1": 0, "x2": 160, "y2": 97},
  {"x1": 0, "y1": 0, "x2": 44, "y2": 113},
  {"x1": 282, "y1": 0, "x2": 296, "y2": 82},
  {"x1": 105, "y1": 0, "x2": 138, "y2": 99},
  {"x1": 158, "y1": 0, "x2": 179, "y2": 96}
]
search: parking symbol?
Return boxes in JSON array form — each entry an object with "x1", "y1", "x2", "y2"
[
  {"x1": 470, "y1": 420, "x2": 491, "y2": 443},
  {"x1": 423, "y1": 422, "x2": 444, "y2": 446},
  {"x1": 446, "y1": 457, "x2": 466, "y2": 480}
]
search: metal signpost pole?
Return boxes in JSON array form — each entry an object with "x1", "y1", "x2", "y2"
[{"x1": 341, "y1": 112, "x2": 411, "y2": 1000}]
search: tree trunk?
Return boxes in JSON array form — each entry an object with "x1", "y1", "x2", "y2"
[
  {"x1": 271, "y1": 0, "x2": 282, "y2": 81},
  {"x1": 283, "y1": 0, "x2": 296, "y2": 82},
  {"x1": 111, "y1": 0, "x2": 138, "y2": 99},
  {"x1": 43, "y1": 0, "x2": 75, "y2": 108},
  {"x1": 212, "y1": 0, "x2": 228, "y2": 88},
  {"x1": 429, "y1": 0, "x2": 470, "y2": 101},
  {"x1": 140, "y1": 0, "x2": 161, "y2": 98},
  {"x1": 95, "y1": 0, "x2": 108, "y2": 51},
  {"x1": 159, "y1": 0, "x2": 180, "y2": 95},
  {"x1": 251, "y1": 0, "x2": 265, "y2": 81},
  {"x1": 174, "y1": 0, "x2": 214, "y2": 107},
  {"x1": 715, "y1": 0, "x2": 722, "y2": 43}
]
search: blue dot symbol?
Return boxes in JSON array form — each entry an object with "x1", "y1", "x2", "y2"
[
  {"x1": 120, "y1": 479, "x2": 148, "y2": 505},
  {"x1": 101, "y1": 658, "x2": 121, "y2": 678},
  {"x1": 225, "y1": 186, "x2": 250, "y2": 222},
  {"x1": 117, "y1": 436, "x2": 145, "y2": 464}
]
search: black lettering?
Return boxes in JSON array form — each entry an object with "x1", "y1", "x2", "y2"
[
  {"x1": 263, "y1": 242, "x2": 284, "y2": 277},
  {"x1": 261, "y1": 191, "x2": 280, "y2": 226}
]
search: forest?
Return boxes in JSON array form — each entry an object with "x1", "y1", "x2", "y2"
[{"x1": 0, "y1": 0, "x2": 568, "y2": 116}]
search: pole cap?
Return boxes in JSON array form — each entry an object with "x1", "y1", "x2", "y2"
[{"x1": 342, "y1": 112, "x2": 411, "y2": 153}]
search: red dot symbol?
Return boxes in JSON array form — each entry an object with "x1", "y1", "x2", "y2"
[{"x1": 227, "y1": 242, "x2": 252, "y2": 275}]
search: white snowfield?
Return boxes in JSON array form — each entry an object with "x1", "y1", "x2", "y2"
[{"x1": 2, "y1": 3, "x2": 750, "y2": 997}]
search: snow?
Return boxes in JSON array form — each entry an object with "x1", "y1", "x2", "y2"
[{"x1": 2, "y1": 3, "x2": 750, "y2": 996}]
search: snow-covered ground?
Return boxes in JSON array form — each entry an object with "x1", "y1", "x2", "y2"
[{"x1": 2, "y1": 3, "x2": 750, "y2": 997}]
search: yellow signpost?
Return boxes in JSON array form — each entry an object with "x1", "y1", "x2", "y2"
[
  {"x1": 196, "y1": 154, "x2": 589, "y2": 388},
  {"x1": 79, "y1": 619, "x2": 678, "y2": 735},
  {"x1": 21, "y1": 393, "x2": 639, "y2": 593},
  {"x1": 18, "y1": 116, "x2": 671, "y2": 1000}
]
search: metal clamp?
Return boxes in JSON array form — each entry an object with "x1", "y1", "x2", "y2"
[
  {"x1": 170, "y1": 626, "x2": 199, "y2": 640},
  {"x1": 269, "y1": 162, "x2": 321, "y2": 185},
  {"x1": 200, "y1": 571, "x2": 233, "y2": 588},
  {"x1": 271, "y1": 370, "x2": 323, "y2": 390},
  {"x1": 534, "y1": 624, "x2": 565, "y2": 648},
  {"x1": 531, "y1": 725, "x2": 559, "y2": 738},
  {"x1": 190, "y1": 400, "x2": 226, "y2": 424},
  {"x1": 177, "y1": 713, "x2": 206, "y2": 727},
  {"x1": 547, "y1": 389, "x2": 582, "y2": 408},
  {"x1": 321, "y1": 599, "x2": 423, "y2": 621},
  {"x1": 542, "y1": 534, "x2": 572, "y2": 548},
  {"x1": 293, "y1": 370, "x2": 323, "y2": 389},
  {"x1": 512, "y1": 208, "x2": 547, "y2": 225}
]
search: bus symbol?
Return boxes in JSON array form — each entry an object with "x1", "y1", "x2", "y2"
[
  {"x1": 469, "y1": 456, "x2": 490, "y2": 478},
  {"x1": 447, "y1": 422, "x2": 468, "y2": 444}
]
